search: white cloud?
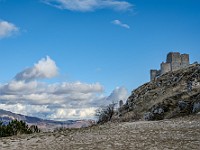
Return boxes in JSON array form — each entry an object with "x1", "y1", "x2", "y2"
[
  {"x1": 15, "y1": 56, "x2": 58, "y2": 81},
  {"x1": 47, "y1": 107, "x2": 96, "y2": 120},
  {"x1": 49, "y1": 81, "x2": 103, "y2": 94},
  {"x1": 0, "y1": 20, "x2": 19, "y2": 39},
  {"x1": 112, "y1": 19, "x2": 130, "y2": 29},
  {"x1": 0, "y1": 104, "x2": 51, "y2": 119},
  {"x1": 0, "y1": 56, "x2": 129, "y2": 120},
  {"x1": 106, "y1": 86, "x2": 128, "y2": 102},
  {"x1": 43, "y1": 0, "x2": 133, "y2": 12},
  {"x1": 3, "y1": 80, "x2": 39, "y2": 93},
  {"x1": 0, "y1": 81, "x2": 104, "y2": 105},
  {"x1": 0, "y1": 85, "x2": 128, "y2": 120}
]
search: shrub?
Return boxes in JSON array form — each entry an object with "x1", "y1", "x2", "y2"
[
  {"x1": 95, "y1": 102, "x2": 117, "y2": 124},
  {"x1": 0, "y1": 120, "x2": 40, "y2": 137}
]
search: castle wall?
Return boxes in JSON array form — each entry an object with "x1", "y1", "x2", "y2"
[
  {"x1": 150, "y1": 70, "x2": 158, "y2": 81},
  {"x1": 181, "y1": 54, "x2": 189, "y2": 68},
  {"x1": 161, "y1": 62, "x2": 171, "y2": 74},
  {"x1": 150, "y1": 70, "x2": 160, "y2": 81}
]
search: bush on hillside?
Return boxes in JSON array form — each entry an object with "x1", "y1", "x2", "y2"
[
  {"x1": 0, "y1": 119, "x2": 40, "y2": 137},
  {"x1": 96, "y1": 102, "x2": 117, "y2": 124}
]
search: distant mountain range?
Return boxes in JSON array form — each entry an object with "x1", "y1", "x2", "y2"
[{"x1": 0, "y1": 109, "x2": 94, "y2": 131}]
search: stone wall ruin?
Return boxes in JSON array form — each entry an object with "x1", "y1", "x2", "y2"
[{"x1": 150, "y1": 52, "x2": 190, "y2": 81}]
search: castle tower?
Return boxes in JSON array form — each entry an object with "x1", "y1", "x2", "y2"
[
  {"x1": 161, "y1": 62, "x2": 171, "y2": 74},
  {"x1": 181, "y1": 54, "x2": 189, "y2": 68},
  {"x1": 166, "y1": 52, "x2": 181, "y2": 71}
]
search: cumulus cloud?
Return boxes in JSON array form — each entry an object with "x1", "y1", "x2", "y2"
[
  {"x1": 0, "y1": 20, "x2": 19, "y2": 39},
  {"x1": 15, "y1": 56, "x2": 58, "y2": 81},
  {"x1": 47, "y1": 107, "x2": 97, "y2": 120},
  {"x1": 43, "y1": 0, "x2": 133, "y2": 12},
  {"x1": 112, "y1": 19, "x2": 130, "y2": 29},
  {"x1": 106, "y1": 87, "x2": 128, "y2": 102},
  {"x1": 0, "y1": 56, "x2": 129, "y2": 120},
  {"x1": 0, "y1": 104, "x2": 51, "y2": 119}
]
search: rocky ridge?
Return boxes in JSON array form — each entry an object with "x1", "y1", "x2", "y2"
[{"x1": 114, "y1": 63, "x2": 200, "y2": 121}]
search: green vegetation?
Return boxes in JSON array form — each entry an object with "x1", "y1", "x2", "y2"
[{"x1": 0, "y1": 120, "x2": 40, "y2": 137}]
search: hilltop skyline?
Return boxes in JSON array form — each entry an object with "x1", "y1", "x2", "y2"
[{"x1": 0, "y1": 0, "x2": 200, "y2": 120}]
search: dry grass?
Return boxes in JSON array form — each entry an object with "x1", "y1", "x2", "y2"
[{"x1": 0, "y1": 114, "x2": 200, "y2": 150}]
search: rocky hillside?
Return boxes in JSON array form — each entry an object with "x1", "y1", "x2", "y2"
[{"x1": 114, "y1": 63, "x2": 200, "y2": 121}]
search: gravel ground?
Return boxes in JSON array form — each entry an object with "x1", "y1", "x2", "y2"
[{"x1": 1, "y1": 115, "x2": 200, "y2": 150}]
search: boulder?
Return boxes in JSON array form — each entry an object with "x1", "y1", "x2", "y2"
[
  {"x1": 192, "y1": 102, "x2": 200, "y2": 113},
  {"x1": 178, "y1": 101, "x2": 191, "y2": 113},
  {"x1": 144, "y1": 112, "x2": 154, "y2": 121}
]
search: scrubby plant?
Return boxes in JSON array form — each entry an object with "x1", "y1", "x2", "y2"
[
  {"x1": 95, "y1": 102, "x2": 117, "y2": 124},
  {"x1": 0, "y1": 119, "x2": 40, "y2": 137},
  {"x1": 29, "y1": 125, "x2": 40, "y2": 133}
]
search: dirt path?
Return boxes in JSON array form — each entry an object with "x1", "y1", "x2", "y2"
[{"x1": 1, "y1": 115, "x2": 200, "y2": 150}]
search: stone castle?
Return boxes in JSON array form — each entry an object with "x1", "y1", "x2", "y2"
[{"x1": 150, "y1": 52, "x2": 190, "y2": 81}]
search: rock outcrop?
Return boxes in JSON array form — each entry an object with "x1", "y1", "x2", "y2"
[{"x1": 114, "y1": 63, "x2": 200, "y2": 121}]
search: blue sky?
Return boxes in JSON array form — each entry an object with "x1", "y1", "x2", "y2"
[{"x1": 0, "y1": 0, "x2": 200, "y2": 120}]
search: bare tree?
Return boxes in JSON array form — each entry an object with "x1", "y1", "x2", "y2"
[{"x1": 95, "y1": 102, "x2": 117, "y2": 124}]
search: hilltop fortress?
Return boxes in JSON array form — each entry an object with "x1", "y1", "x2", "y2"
[{"x1": 150, "y1": 52, "x2": 190, "y2": 81}]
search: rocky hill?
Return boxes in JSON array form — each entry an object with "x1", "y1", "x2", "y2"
[{"x1": 114, "y1": 63, "x2": 200, "y2": 121}]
